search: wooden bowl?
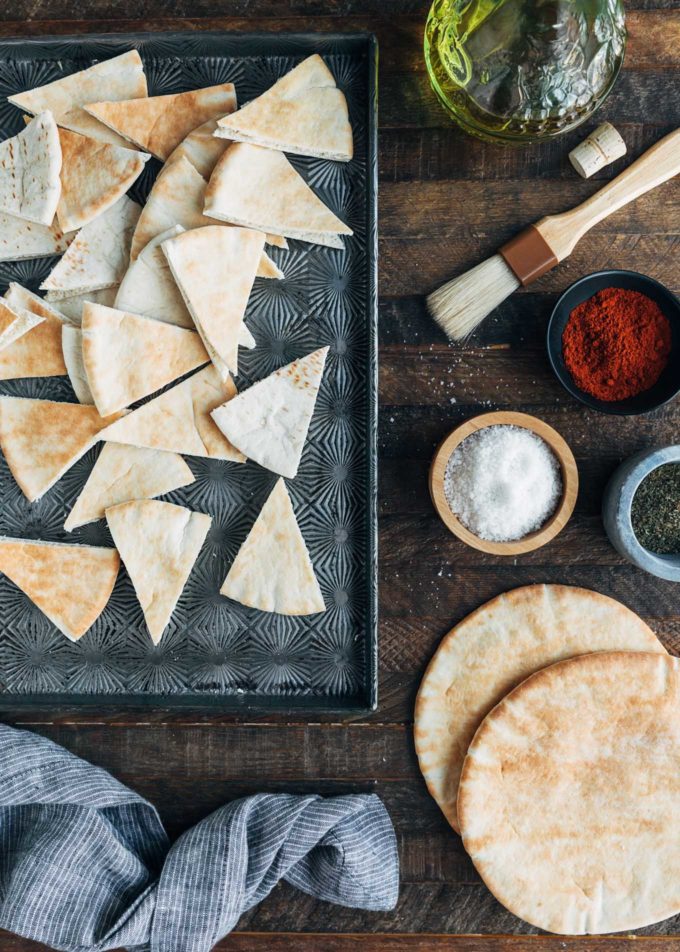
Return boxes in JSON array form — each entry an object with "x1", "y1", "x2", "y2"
[{"x1": 429, "y1": 411, "x2": 579, "y2": 556}]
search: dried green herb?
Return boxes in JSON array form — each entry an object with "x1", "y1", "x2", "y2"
[{"x1": 631, "y1": 463, "x2": 680, "y2": 555}]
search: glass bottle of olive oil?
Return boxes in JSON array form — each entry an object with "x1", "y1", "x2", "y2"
[{"x1": 424, "y1": 0, "x2": 626, "y2": 144}]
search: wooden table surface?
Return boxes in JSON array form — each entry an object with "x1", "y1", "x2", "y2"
[{"x1": 0, "y1": 1, "x2": 679, "y2": 950}]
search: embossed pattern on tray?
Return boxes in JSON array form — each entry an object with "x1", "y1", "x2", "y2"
[{"x1": 0, "y1": 32, "x2": 378, "y2": 712}]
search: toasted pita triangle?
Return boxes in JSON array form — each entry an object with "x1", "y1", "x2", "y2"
[
  {"x1": 221, "y1": 478, "x2": 325, "y2": 615},
  {"x1": 81, "y1": 302, "x2": 208, "y2": 417},
  {"x1": 166, "y1": 118, "x2": 231, "y2": 179},
  {"x1": 0, "y1": 112, "x2": 62, "y2": 225},
  {"x1": 215, "y1": 55, "x2": 352, "y2": 162},
  {"x1": 100, "y1": 364, "x2": 244, "y2": 462},
  {"x1": 0, "y1": 396, "x2": 126, "y2": 501},
  {"x1": 0, "y1": 299, "x2": 43, "y2": 350},
  {"x1": 106, "y1": 499, "x2": 211, "y2": 643},
  {"x1": 85, "y1": 83, "x2": 237, "y2": 161},
  {"x1": 0, "y1": 284, "x2": 69, "y2": 380},
  {"x1": 65, "y1": 442, "x2": 194, "y2": 531},
  {"x1": 162, "y1": 226, "x2": 264, "y2": 379},
  {"x1": 0, "y1": 537, "x2": 119, "y2": 640},
  {"x1": 47, "y1": 285, "x2": 118, "y2": 323},
  {"x1": 0, "y1": 210, "x2": 72, "y2": 262},
  {"x1": 61, "y1": 325, "x2": 92, "y2": 404},
  {"x1": 204, "y1": 143, "x2": 351, "y2": 248},
  {"x1": 5, "y1": 283, "x2": 71, "y2": 323},
  {"x1": 57, "y1": 128, "x2": 149, "y2": 233},
  {"x1": 8, "y1": 50, "x2": 148, "y2": 149},
  {"x1": 41, "y1": 195, "x2": 140, "y2": 295},
  {"x1": 211, "y1": 346, "x2": 328, "y2": 479}
]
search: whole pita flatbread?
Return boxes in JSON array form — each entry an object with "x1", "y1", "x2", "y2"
[
  {"x1": 81, "y1": 302, "x2": 208, "y2": 417},
  {"x1": 47, "y1": 285, "x2": 119, "y2": 324},
  {"x1": 65, "y1": 442, "x2": 194, "y2": 531},
  {"x1": 85, "y1": 83, "x2": 237, "y2": 161},
  {"x1": 0, "y1": 536, "x2": 119, "y2": 641},
  {"x1": 204, "y1": 143, "x2": 352, "y2": 248},
  {"x1": 57, "y1": 127, "x2": 149, "y2": 233},
  {"x1": 41, "y1": 195, "x2": 140, "y2": 295},
  {"x1": 215, "y1": 54, "x2": 353, "y2": 162},
  {"x1": 0, "y1": 112, "x2": 62, "y2": 225},
  {"x1": 0, "y1": 395, "x2": 126, "y2": 501},
  {"x1": 61, "y1": 325, "x2": 92, "y2": 404},
  {"x1": 8, "y1": 50, "x2": 148, "y2": 148},
  {"x1": 100, "y1": 364, "x2": 244, "y2": 462},
  {"x1": 211, "y1": 346, "x2": 328, "y2": 479},
  {"x1": 458, "y1": 651, "x2": 680, "y2": 935},
  {"x1": 221, "y1": 478, "x2": 324, "y2": 615},
  {"x1": 0, "y1": 284, "x2": 70, "y2": 380},
  {"x1": 106, "y1": 498, "x2": 211, "y2": 644},
  {"x1": 414, "y1": 584, "x2": 666, "y2": 834},
  {"x1": 0, "y1": 210, "x2": 72, "y2": 262},
  {"x1": 162, "y1": 225, "x2": 265, "y2": 378}
]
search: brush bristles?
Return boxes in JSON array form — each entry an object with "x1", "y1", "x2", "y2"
[{"x1": 427, "y1": 255, "x2": 520, "y2": 342}]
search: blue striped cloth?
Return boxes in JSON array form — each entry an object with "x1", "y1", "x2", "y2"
[{"x1": 0, "y1": 724, "x2": 399, "y2": 952}]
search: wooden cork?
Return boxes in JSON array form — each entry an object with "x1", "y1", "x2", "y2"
[{"x1": 569, "y1": 122, "x2": 627, "y2": 178}]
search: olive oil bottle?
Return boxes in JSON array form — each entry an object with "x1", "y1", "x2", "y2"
[{"x1": 424, "y1": 0, "x2": 626, "y2": 144}]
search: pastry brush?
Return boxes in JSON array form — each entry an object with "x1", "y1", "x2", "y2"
[{"x1": 427, "y1": 127, "x2": 680, "y2": 341}]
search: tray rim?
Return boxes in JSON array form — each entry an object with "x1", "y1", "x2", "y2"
[{"x1": 0, "y1": 28, "x2": 379, "y2": 718}]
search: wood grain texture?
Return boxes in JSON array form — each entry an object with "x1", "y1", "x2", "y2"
[{"x1": 0, "y1": 3, "x2": 679, "y2": 951}]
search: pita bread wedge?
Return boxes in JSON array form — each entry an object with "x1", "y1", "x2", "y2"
[
  {"x1": 215, "y1": 55, "x2": 353, "y2": 162},
  {"x1": 61, "y1": 325, "x2": 93, "y2": 404},
  {"x1": 204, "y1": 143, "x2": 352, "y2": 248},
  {"x1": 166, "y1": 118, "x2": 231, "y2": 179},
  {"x1": 0, "y1": 396, "x2": 126, "y2": 501},
  {"x1": 115, "y1": 225, "x2": 192, "y2": 328},
  {"x1": 5, "y1": 283, "x2": 71, "y2": 323},
  {"x1": 65, "y1": 442, "x2": 194, "y2": 531},
  {"x1": 0, "y1": 112, "x2": 61, "y2": 225},
  {"x1": 414, "y1": 584, "x2": 666, "y2": 834},
  {"x1": 0, "y1": 537, "x2": 119, "y2": 641},
  {"x1": 0, "y1": 285, "x2": 69, "y2": 380},
  {"x1": 211, "y1": 346, "x2": 328, "y2": 479},
  {"x1": 0, "y1": 210, "x2": 72, "y2": 262},
  {"x1": 57, "y1": 128, "x2": 149, "y2": 233},
  {"x1": 162, "y1": 226, "x2": 265, "y2": 378},
  {"x1": 8, "y1": 50, "x2": 148, "y2": 148},
  {"x1": 0, "y1": 299, "x2": 43, "y2": 351},
  {"x1": 41, "y1": 195, "x2": 140, "y2": 296},
  {"x1": 47, "y1": 285, "x2": 118, "y2": 324},
  {"x1": 221, "y1": 478, "x2": 325, "y2": 615},
  {"x1": 100, "y1": 364, "x2": 244, "y2": 462},
  {"x1": 106, "y1": 498, "x2": 211, "y2": 643},
  {"x1": 458, "y1": 652, "x2": 680, "y2": 935},
  {"x1": 85, "y1": 83, "x2": 237, "y2": 161},
  {"x1": 81, "y1": 302, "x2": 208, "y2": 417}
]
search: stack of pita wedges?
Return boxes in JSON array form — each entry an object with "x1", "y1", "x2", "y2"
[
  {"x1": 414, "y1": 584, "x2": 680, "y2": 935},
  {"x1": 0, "y1": 51, "x2": 350, "y2": 645}
]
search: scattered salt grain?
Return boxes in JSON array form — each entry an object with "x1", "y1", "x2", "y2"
[{"x1": 444, "y1": 424, "x2": 562, "y2": 542}]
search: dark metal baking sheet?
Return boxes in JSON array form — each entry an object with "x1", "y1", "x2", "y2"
[{"x1": 0, "y1": 31, "x2": 378, "y2": 714}]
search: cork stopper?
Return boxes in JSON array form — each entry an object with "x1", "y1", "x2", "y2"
[{"x1": 569, "y1": 122, "x2": 627, "y2": 179}]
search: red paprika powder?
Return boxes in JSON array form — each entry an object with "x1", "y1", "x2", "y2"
[{"x1": 562, "y1": 287, "x2": 671, "y2": 401}]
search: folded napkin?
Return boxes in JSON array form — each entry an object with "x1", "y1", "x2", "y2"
[{"x1": 0, "y1": 724, "x2": 398, "y2": 952}]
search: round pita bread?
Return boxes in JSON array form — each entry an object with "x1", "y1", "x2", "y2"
[
  {"x1": 414, "y1": 584, "x2": 665, "y2": 832},
  {"x1": 458, "y1": 651, "x2": 680, "y2": 935}
]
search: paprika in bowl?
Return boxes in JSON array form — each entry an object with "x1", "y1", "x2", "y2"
[{"x1": 546, "y1": 270, "x2": 680, "y2": 415}]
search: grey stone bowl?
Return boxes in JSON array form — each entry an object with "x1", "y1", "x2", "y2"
[{"x1": 602, "y1": 446, "x2": 680, "y2": 581}]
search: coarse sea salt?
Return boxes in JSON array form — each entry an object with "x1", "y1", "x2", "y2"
[{"x1": 444, "y1": 424, "x2": 562, "y2": 542}]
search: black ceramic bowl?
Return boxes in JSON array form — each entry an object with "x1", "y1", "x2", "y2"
[{"x1": 547, "y1": 270, "x2": 680, "y2": 416}]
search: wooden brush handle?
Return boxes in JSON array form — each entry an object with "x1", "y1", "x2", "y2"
[{"x1": 536, "y1": 127, "x2": 680, "y2": 261}]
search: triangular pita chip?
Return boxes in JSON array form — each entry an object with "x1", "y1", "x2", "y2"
[
  {"x1": 0, "y1": 210, "x2": 72, "y2": 262},
  {"x1": 106, "y1": 498, "x2": 211, "y2": 643},
  {"x1": 166, "y1": 118, "x2": 231, "y2": 179},
  {"x1": 0, "y1": 299, "x2": 43, "y2": 350},
  {"x1": 61, "y1": 325, "x2": 92, "y2": 404},
  {"x1": 0, "y1": 536, "x2": 119, "y2": 640},
  {"x1": 57, "y1": 128, "x2": 149, "y2": 233},
  {"x1": 0, "y1": 284, "x2": 69, "y2": 380},
  {"x1": 204, "y1": 143, "x2": 352, "y2": 247},
  {"x1": 162, "y1": 225, "x2": 265, "y2": 379},
  {"x1": 5, "y1": 283, "x2": 70, "y2": 323},
  {"x1": 0, "y1": 112, "x2": 62, "y2": 225},
  {"x1": 215, "y1": 54, "x2": 353, "y2": 162},
  {"x1": 65, "y1": 442, "x2": 194, "y2": 531},
  {"x1": 100, "y1": 364, "x2": 244, "y2": 462},
  {"x1": 221, "y1": 478, "x2": 325, "y2": 615},
  {"x1": 211, "y1": 346, "x2": 328, "y2": 479},
  {"x1": 81, "y1": 302, "x2": 208, "y2": 417},
  {"x1": 8, "y1": 50, "x2": 148, "y2": 148},
  {"x1": 47, "y1": 285, "x2": 118, "y2": 323},
  {"x1": 85, "y1": 83, "x2": 237, "y2": 161},
  {"x1": 0, "y1": 396, "x2": 126, "y2": 501},
  {"x1": 41, "y1": 195, "x2": 140, "y2": 295},
  {"x1": 116, "y1": 225, "x2": 192, "y2": 328}
]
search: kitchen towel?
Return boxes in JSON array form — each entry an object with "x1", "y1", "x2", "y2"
[{"x1": 0, "y1": 723, "x2": 399, "y2": 952}]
